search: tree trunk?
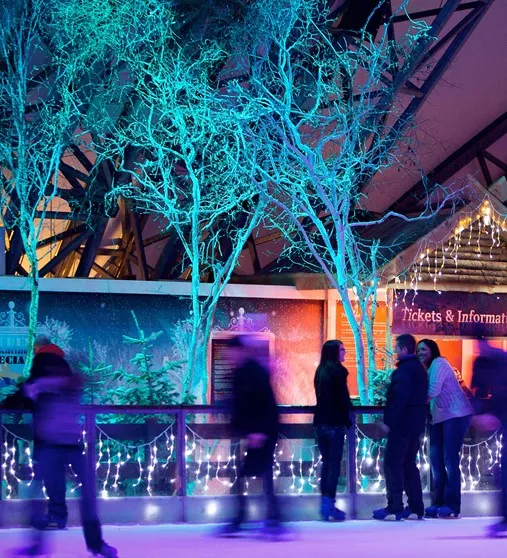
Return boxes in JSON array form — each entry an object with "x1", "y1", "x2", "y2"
[
  {"x1": 339, "y1": 292, "x2": 369, "y2": 404},
  {"x1": 24, "y1": 249, "x2": 39, "y2": 377}
]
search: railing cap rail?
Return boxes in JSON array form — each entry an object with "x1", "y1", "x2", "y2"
[{"x1": 0, "y1": 404, "x2": 384, "y2": 414}]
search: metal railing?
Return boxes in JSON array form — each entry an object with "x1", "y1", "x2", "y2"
[{"x1": 0, "y1": 405, "x2": 500, "y2": 511}]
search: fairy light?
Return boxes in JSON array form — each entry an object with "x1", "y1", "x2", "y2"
[
  {"x1": 298, "y1": 450, "x2": 304, "y2": 493},
  {"x1": 3, "y1": 440, "x2": 12, "y2": 499},
  {"x1": 147, "y1": 443, "x2": 158, "y2": 496},
  {"x1": 2, "y1": 416, "x2": 502, "y2": 501},
  {"x1": 134, "y1": 456, "x2": 143, "y2": 487},
  {"x1": 163, "y1": 433, "x2": 175, "y2": 468},
  {"x1": 289, "y1": 452, "x2": 296, "y2": 490},
  {"x1": 398, "y1": 200, "x2": 504, "y2": 290},
  {"x1": 25, "y1": 447, "x2": 34, "y2": 485},
  {"x1": 96, "y1": 434, "x2": 104, "y2": 470},
  {"x1": 112, "y1": 451, "x2": 123, "y2": 489},
  {"x1": 101, "y1": 443, "x2": 112, "y2": 498},
  {"x1": 355, "y1": 432, "x2": 362, "y2": 492},
  {"x1": 204, "y1": 452, "x2": 212, "y2": 492}
]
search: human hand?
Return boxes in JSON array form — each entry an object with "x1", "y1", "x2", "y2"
[
  {"x1": 379, "y1": 423, "x2": 390, "y2": 434},
  {"x1": 472, "y1": 414, "x2": 501, "y2": 431},
  {"x1": 23, "y1": 382, "x2": 39, "y2": 401},
  {"x1": 247, "y1": 433, "x2": 268, "y2": 449}
]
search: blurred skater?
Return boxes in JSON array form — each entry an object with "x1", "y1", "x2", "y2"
[
  {"x1": 5, "y1": 335, "x2": 117, "y2": 557},
  {"x1": 471, "y1": 335, "x2": 507, "y2": 537},
  {"x1": 219, "y1": 335, "x2": 282, "y2": 538}
]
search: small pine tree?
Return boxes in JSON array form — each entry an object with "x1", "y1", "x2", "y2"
[
  {"x1": 108, "y1": 311, "x2": 184, "y2": 408},
  {"x1": 77, "y1": 339, "x2": 113, "y2": 405}
]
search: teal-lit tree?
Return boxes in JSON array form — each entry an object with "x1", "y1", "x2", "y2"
[
  {"x1": 105, "y1": 7, "x2": 267, "y2": 402},
  {"x1": 0, "y1": 0, "x2": 121, "y2": 373},
  {"x1": 232, "y1": 0, "x2": 462, "y2": 403}
]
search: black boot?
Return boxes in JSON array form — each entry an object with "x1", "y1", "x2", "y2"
[
  {"x1": 89, "y1": 542, "x2": 118, "y2": 557},
  {"x1": 320, "y1": 496, "x2": 346, "y2": 521}
]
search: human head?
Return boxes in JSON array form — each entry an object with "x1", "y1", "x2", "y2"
[
  {"x1": 34, "y1": 334, "x2": 51, "y2": 353},
  {"x1": 394, "y1": 334, "x2": 416, "y2": 360},
  {"x1": 417, "y1": 339, "x2": 440, "y2": 368},
  {"x1": 319, "y1": 339, "x2": 346, "y2": 365}
]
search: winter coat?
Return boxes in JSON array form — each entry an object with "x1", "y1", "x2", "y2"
[
  {"x1": 230, "y1": 357, "x2": 279, "y2": 477},
  {"x1": 230, "y1": 358, "x2": 279, "y2": 439},
  {"x1": 384, "y1": 354, "x2": 429, "y2": 435},
  {"x1": 1, "y1": 344, "x2": 83, "y2": 446},
  {"x1": 313, "y1": 362, "x2": 352, "y2": 428}
]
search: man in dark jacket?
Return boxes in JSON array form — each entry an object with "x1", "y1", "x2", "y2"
[
  {"x1": 471, "y1": 337, "x2": 507, "y2": 536},
  {"x1": 3, "y1": 335, "x2": 117, "y2": 557},
  {"x1": 220, "y1": 335, "x2": 281, "y2": 536},
  {"x1": 373, "y1": 334, "x2": 429, "y2": 521}
]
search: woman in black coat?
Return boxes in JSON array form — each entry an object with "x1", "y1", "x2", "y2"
[{"x1": 314, "y1": 340, "x2": 352, "y2": 521}]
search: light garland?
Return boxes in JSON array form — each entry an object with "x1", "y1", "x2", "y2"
[
  {"x1": 396, "y1": 199, "x2": 506, "y2": 294},
  {"x1": 94, "y1": 423, "x2": 176, "y2": 498},
  {"x1": 1, "y1": 423, "x2": 503, "y2": 499},
  {"x1": 184, "y1": 429, "x2": 324, "y2": 496}
]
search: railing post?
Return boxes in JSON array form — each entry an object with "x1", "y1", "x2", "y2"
[
  {"x1": 84, "y1": 409, "x2": 97, "y2": 498},
  {"x1": 176, "y1": 408, "x2": 187, "y2": 521},
  {"x1": 347, "y1": 412, "x2": 357, "y2": 519}
]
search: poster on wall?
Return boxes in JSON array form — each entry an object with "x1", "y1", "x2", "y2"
[
  {"x1": 210, "y1": 331, "x2": 274, "y2": 404},
  {"x1": 0, "y1": 291, "x2": 323, "y2": 405},
  {"x1": 392, "y1": 290, "x2": 507, "y2": 337}
]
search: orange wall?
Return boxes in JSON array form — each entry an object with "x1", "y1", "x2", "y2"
[{"x1": 336, "y1": 302, "x2": 387, "y2": 397}]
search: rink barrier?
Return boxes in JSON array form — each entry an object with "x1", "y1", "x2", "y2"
[{"x1": 0, "y1": 405, "x2": 501, "y2": 525}]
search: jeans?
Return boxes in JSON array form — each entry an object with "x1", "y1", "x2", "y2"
[
  {"x1": 430, "y1": 415, "x2": 471, "y2": 513},
  {"x1": 384, "y1": 431, "x2": 424, "y2": 515},
  {"x1": 314, "y1": 425, "x2": 346, "y2": 500},
  {"x1": 234, "y1": 437, "x2": 280, "y2": 524},
  {"x1": 33, "y1": 443, "x2": 68, "y2": 522},
  {"x1": 30, "y1": 444, "x2": 103, "y2": 552}
]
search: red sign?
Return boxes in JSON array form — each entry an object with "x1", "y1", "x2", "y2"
[{"x1": 392, "y1": 290, "x2": 507, "y2": 337}]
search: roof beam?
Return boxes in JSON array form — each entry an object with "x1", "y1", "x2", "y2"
[{"x1": 391, "y1": 112, "x2": 507, "y2": 213}]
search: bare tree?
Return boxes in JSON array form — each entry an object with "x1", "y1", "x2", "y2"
[
  {"x1": 231, "y1": 0, "x2": 462, "y2": 403},
  {"x1": 105, "y1": 12, "x2": 267, "y2": 401},
  {"x1": 0, "y1": 0, "x2": 133, "y2": 372}
]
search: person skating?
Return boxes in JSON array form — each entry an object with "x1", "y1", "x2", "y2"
[
  {"x1": 7, "y1": 335, "x2": 118, "y2": 557},
  {"x1": 471, "y1": 335, "x2": 507, "y2": 537},
  {"x1": 1, "y1": 335, "x2": 73, "y2": 530},
  {"x1": 373, "y1": 334, "x2": 428, "y2": 521},
  {"x1": 313, "y1": 340, "x2": 352, "y2": 521},
  {"x1": 218, "y1": 335, "x2": 282, "y2": 538}
]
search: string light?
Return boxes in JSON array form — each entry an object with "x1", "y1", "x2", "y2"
[
  {"x1": 1, "y1": 422, "x2": 503, "y2": 499},
  {"x1": 398, "y1": 199, "x2": 506, "y2": 291}
]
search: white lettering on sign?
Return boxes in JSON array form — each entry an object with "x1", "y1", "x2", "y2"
[{"x1": 401, "y1": 307, "x2": 507, "y2": 325}]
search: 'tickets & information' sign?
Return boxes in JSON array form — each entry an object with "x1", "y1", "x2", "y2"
[{"x1": 392, "y1": 290, "x2": 507, "y2": 337}]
